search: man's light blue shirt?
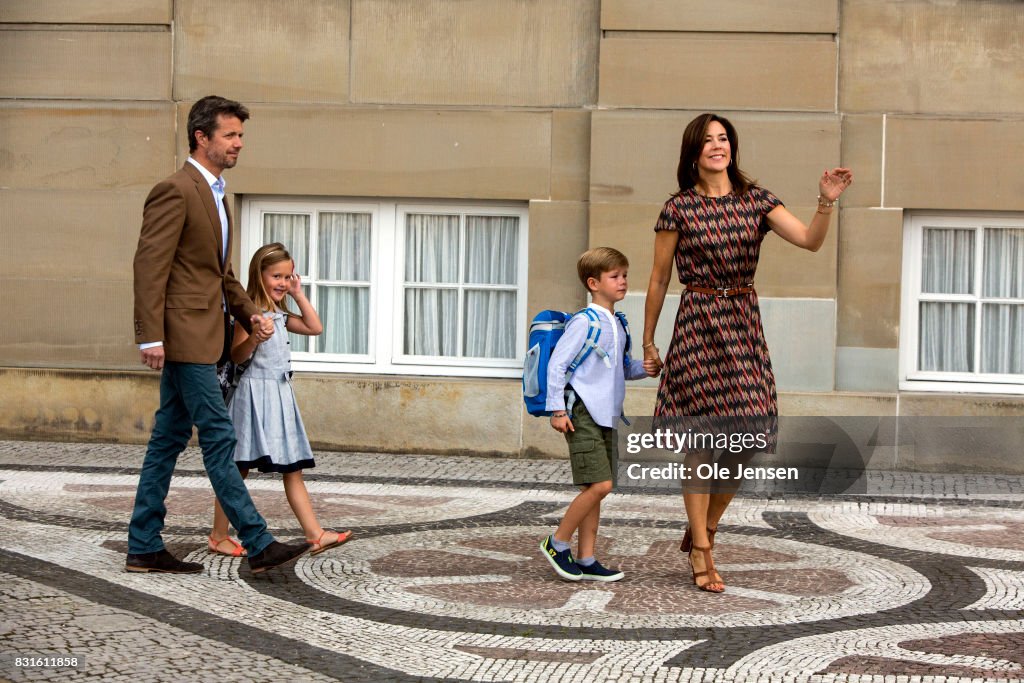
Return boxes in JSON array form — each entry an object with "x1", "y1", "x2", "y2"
[
  {"x1": 545, "y1": 303, "x2": 647, "y2": 428},
  {"x1": 187, "y1": 156, "x2": 228, "y2": 263}
]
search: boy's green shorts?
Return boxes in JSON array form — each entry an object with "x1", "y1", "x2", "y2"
[{"x1": 564, "y1": 400, "x2": 617, "y2": 487}]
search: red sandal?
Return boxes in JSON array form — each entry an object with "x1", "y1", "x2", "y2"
[
  {"x1": 307, "y1": 529, "x2": 353, "y2": 556},
  {"x1": 208, "y1": 535, "x2": 247, "y2": 557}
]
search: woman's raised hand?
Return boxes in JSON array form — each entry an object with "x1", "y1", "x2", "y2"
[{"x1": 819, "y1": 167, "x2": 853, "y2": 201}]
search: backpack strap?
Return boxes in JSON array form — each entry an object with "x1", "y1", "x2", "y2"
[
  {"x1": 615, "y1": 311, "x2": 632, "y2": 368},
  {"x1": 565, "y1": 308, "x2": 608, "y2": 377},
  {"x1": 614, "y1": 310, "x2": 634, "y2": 427},
  {"x1": 563, "y1": 308, "x2": 604, "y2": 419}
]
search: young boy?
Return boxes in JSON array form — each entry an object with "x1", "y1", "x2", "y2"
[{"x1": 540, "y1": 247, "x2": 652, "y2": 582}]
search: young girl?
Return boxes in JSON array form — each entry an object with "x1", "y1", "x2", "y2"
[{"x1": 207, "y1": 242, "x2": 352, "y2": 558}]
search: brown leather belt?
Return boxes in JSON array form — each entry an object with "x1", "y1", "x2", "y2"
[{"x1": 686, "y1": 283, "x2": 754, "y2": 297}]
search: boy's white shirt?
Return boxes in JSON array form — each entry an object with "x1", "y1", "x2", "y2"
[{"x1": 545, "y1": 303, "x2": 647, "y2": 428}]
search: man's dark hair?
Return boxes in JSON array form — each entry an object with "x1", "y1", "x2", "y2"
[{"x1": 187, "y1": 95, "x2": 250, "y2": 153}]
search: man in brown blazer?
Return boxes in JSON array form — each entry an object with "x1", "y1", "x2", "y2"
[{"x1": 128, "y1": 95, "x2": 308, "y2": 574}]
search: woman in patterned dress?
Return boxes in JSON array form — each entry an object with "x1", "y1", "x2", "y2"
[{"x1": 641, "y1": 113, "x2": 852, "y2": 592}]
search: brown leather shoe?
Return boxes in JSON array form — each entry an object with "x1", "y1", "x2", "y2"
[
  {"x1": 247, "y1": 540, "x2": 309, "y2": 574},
  {"x1": 126, "y1": 549, "x2": 203, "y2": 574}
]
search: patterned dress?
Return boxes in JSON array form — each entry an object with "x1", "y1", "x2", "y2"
[
  {"x1": 653, "y1": 186, "x2": 782, "y2": 439},
  {"x1": 229, "y1": 310, "x2": 316, "y2": 473}
]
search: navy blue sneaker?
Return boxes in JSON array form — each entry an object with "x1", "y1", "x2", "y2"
[
  {"x1": 539, "y1": 535, "x2": 582, "y2": 581},
  {"x1": 577, "y1": 560, "x2": 624, "y2": 582}
]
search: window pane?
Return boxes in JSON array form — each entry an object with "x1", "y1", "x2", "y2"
[
  {"x1": 982, "y1": 304, "x2": 1024, "y2": 374},
  {"x1": 316, "y1": 286, "x2": 369, "y2": 355},
  {"x1": 263, "y1": 213, "x2": 310, "y2": 266},
  {"x1": 405, "y1": 289, "x2": 457, "y2": 356},
  {"x1": 464, "y1": 216, "x2": 519, "y2": 285},
  {"x1": 405, "y1": 214, "x2": 459, "y2": 283},
  {"x1": 922, "y1": 228, "x2": 973, "y2": 294},
  {"x1": 288, "y1": 284, "x2": 310, "y2": 353},
  {"x1": 919, "y1": 302, "x2": 974, "y2": 372},
  {"x1": 319, "y1": 212, "x2": 371, "y2": 282},
  {"x1": 464, "y1": 290, "x2": 516, "y2": 359},
  {"x1": 983, "y1": 228, "x2": 1024, "y2": 299}
]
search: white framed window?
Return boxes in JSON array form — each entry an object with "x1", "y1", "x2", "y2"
[
  {"x1": 900, "y1": 212, "x2": 1024, "y2": 394},
  {"x1": 240, "y1": 198, "x2": 529, "y2": 378}
]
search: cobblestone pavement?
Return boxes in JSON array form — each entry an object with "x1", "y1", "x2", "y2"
[{"x1": 1, "y1": 439, "x2": 1022, "y2": 682}]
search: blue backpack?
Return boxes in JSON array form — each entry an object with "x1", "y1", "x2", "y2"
[{"x1": 522, "y1": 308, "x2": 632, "y2": 417}]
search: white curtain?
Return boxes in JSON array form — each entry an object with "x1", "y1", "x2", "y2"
[
  {"x1": 263, "y1": 213, "x2": 310, "y2": 267},
  {"x1": 919, "y1": 229, "x2": 974, "y2": 372},
  {"x1": 405, "y1": 214, "x2": 459, "y2": 283},
  {"x1": 405, "y1": 289, "x2": 457, "y2": 356},
  {"x1": 919, "y1": 227, "x2": 1024, "y2": 375},
  {"x1": 465, "y1": 216, "x2": 518, "y2": 285},
  {"x1": 404, "y1": 214, "x2": 459, "y2": 355},
  {"x1": 318, "y1": 287, "x2": 370, "y2": 354},
  {"x1": 919, "y1": 302, "x2": 973, "y2": 372},
  {"x1": 464, "y1": 290, "x2": 516, "y2": 358},
  {"x1": 982, "y1": 229, "x2": 1024, "y2": 374},
  {"x1": 982, "y1": 305, "x2": 1023, "y2": 374},
  {"x1": 404, "y1": 214, "x2": 519, "y2": 358},
  {"x1": 983, "y1": 228, "x2": 1024, "y2": 298},
  {"x1": 262, "y1": 213, "x2": 311, "y2": 351},
  {"x1": 463, "y1": 216, "x2": 518, "y2": 358},
  {"x1": 319, "y1": 213, "x2": 371, "y2": 281},
  {"x1": 316, "y1": 213, "x2": 371, "y2": 355},
  {"x1": 921, "y1": 228, "x2": 972, "y2": 293}
]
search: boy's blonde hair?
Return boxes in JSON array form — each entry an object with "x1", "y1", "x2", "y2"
[
  {"x1": 577, "y1": 247, "x2": 629, "y2": 291},
  {"x1": 247, "y1": 242, "x2": 294, "y2": 313}
]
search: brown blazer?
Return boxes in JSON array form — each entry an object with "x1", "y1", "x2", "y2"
[{"x1": 133, "y1": 162, "x2": 259, "y2": 364}]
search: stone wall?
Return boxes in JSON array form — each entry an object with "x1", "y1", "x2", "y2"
[{"x1": 1, "y1": 0, "x2": 1021, "y2": 454}]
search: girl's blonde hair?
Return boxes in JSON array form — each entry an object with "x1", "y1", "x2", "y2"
[{"x1": 247, "y1": 242, "x2": 294, "y2": 313}]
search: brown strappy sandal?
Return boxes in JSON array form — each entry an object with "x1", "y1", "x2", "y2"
[
  {"x1": 680, "y1": 525, "x2": 718, "y2": 552},
  {"x1": 688, "y1": 545, "x2": 725, "y2": 593}
]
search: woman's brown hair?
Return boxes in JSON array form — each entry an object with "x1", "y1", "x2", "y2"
[{"x1": 675, "y1": 112, "x2": 755, "y2": 195}]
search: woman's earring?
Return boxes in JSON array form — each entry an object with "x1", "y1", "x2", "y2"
[{"x1": 692, "y1": 161, "x2": 697, "y2": 172}]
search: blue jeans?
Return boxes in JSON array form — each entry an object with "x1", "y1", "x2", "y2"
[{"x1": 128, "y1": 362, "x2": 274, "y2": 556}]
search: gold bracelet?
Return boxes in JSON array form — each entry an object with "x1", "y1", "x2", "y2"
[
  {"x1": 817, "y1": 194, "x2": 837, "y2": 209},
  {"x1": 816, "y1": 208, "x2": 833, "y2": 216},
  {"x1": 642, "y1": 342, "x2": 656, "y2": 349}
]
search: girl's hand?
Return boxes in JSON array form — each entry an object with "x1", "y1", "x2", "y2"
[
  {"x1": 819, "y1": 167, "x2": 854, "y2": 201},
  {"x1": 287, "y1": 272, "x2": 303, "y2": 299},
  {"x1": 250, "y1": 314, "x2": 273, "y2": 343}
]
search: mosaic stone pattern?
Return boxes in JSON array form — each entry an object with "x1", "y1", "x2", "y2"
[{"x1": 1, "y1": 440, "x2": 1023, "y2": 682}]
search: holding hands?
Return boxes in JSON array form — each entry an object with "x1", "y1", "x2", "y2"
[
  {"x1": 643, "y1": 344, "x2": 662, "y2": 377},
  {"x1": 250, "y1": 314, "x2": 274, "y2": 344},
  {"x1": 818, "y1": 167, "x2": 854, "y2": 202}
]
